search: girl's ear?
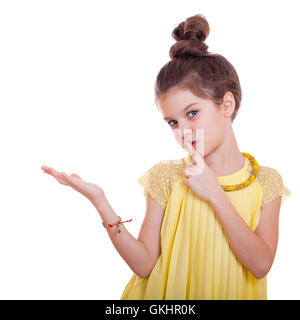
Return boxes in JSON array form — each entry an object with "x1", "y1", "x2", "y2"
[
  {"x1": 223, "y1": 92, "x2": 235, "y2": 118},
  {"x1": 224, "y1": 103, "x2": 232, "y2": 118}
]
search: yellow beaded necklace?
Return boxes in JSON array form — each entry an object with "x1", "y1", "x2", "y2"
[
  {"x1": 189, "y1": 152, "x2": 259, "y2": 192},
  {"x1": 220, "y1": 152, "x2": 259, "y2": 191}
]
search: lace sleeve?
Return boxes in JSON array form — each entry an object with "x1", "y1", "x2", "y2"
[
  {"x1": 259, "y1": 166, "x2": 292, "y2": 206},
  {"x1": 138, "y1": 161, "x2": 171, "y2": 210}
]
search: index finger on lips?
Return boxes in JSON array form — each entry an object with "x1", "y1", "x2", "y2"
[
  {"x1": 186, "y1": 141, "x2": 204, "y2": 165},
  {"x1": 184, "y1": 141, "x2": 197, "y2": 164},
  {"x1": 183, "y1": 140, "x2": 194, "y2": 156},
  {"x1": 193, "y1": 149, "x2": 204, "y2": 166}
]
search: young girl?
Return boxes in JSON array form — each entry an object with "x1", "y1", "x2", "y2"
[{"x1": 41, "y1": 14, "x2": 291, "y2": 300}]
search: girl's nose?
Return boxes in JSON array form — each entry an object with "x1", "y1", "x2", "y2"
[{"x1": 177, "y1": 128, "x2": 192, "y2": 138}]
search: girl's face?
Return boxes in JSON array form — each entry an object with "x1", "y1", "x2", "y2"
[{"x1": 157, "y1": 88, "x2": 233, "y2": 157}]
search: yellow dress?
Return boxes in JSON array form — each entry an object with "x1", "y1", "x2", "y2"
[{"x1": 120, "y1": 153, "x2": 291, "y2": 300}]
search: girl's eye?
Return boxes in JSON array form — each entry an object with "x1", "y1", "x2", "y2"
[
  {"x1": 187, "y1": 110, "x2": 198, "y2": 118},
  {"x1": 168, "y1": 110, "x2": 198, "y2": 127}
]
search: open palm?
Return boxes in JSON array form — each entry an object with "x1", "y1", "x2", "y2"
[{"x1": 41, "y1": 165, "x2": 105, "y2": 204}]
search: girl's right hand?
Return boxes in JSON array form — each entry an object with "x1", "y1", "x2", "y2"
[{"x1": 41, "y1": 165, "x2": 106, "y2": 205}]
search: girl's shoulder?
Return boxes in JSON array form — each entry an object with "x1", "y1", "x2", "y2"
[
  {"x1": 137, "y1": 158, "x2": 185, "y2": 209},
  {"x1": 137, "y1": 159, "x2": 292, "y2": 209},
  {"x1": 256, "y1": 164, "x2": 291, "y2": 206}
]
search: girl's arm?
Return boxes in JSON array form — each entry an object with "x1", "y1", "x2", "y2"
[
  {"x1": 41, "y1": 165, "x2": 163, "y2": 279},
  {"x1": 210, "y1": 189, "x2": 281, "y2": 279},
  {"x1": 93, "y1": 194, "x2": 164, "y2": 279}
]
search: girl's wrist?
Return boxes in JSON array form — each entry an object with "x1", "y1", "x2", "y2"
[
  {"x1": 209, "y1": 186, "x2": 225, "y2": 206},
  {"x1": 91, "y1": 194, "x2": 108, "y2": 211}
]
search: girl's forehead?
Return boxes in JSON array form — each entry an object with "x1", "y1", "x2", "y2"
[
  {"x1": 158, "y1": 90, "x2": 214, "y2": 110},
  {"x1": 159, "y1": 88, "x2": 199, "y2": 101}
]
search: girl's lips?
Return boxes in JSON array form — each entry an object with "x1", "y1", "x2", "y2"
[{"x1": 192, "y1": 141, "x2": 197, "y2": 147}]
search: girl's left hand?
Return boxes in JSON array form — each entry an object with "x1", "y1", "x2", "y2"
[{"x1": 182, "y1": 141, "x2": 223, "y2": 203}]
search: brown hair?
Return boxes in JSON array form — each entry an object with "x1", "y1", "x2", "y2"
[{"x1": 154, "y1": 14, "x2": 242, "y2": 122}]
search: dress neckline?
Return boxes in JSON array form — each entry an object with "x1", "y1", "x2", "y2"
[{"x1": 183, "y1": 153, "x2": 250, "y2": 180}]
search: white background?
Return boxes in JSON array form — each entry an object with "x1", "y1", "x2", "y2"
[{"x1": 0, "y1": 0, "x2": 298, "y2": 299}]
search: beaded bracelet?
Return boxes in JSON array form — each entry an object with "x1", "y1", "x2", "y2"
[{"x1": 102, "y1": 216, "x2": 133, "y2": 234}]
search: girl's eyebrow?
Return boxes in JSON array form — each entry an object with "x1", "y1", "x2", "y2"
[{"x1": 163, "y1": 103, "x2": 198, "y2": 120}]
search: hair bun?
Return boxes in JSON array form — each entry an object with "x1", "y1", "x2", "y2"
[{"x1": 169, "y1": 14, "x2": 210, "y2": 59}]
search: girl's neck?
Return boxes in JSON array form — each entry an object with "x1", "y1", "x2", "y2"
[{"x1": 204, "y1": 127, "x2": 245, "y2": 177}]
